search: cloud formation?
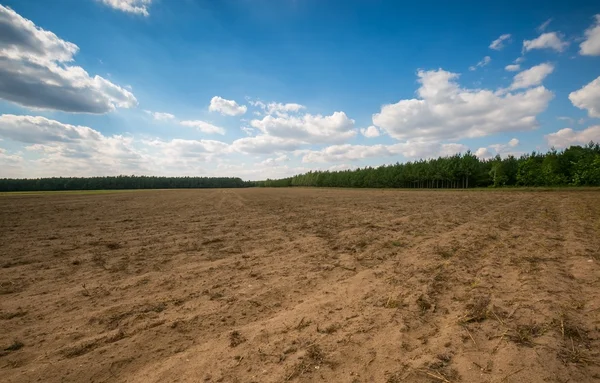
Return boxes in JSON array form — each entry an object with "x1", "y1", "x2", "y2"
[
  {"x1": 372, "y1": 69, "x2": 553, "y2": 141},
  {"x1": 580, "y1": 15, "x2": 600, "y2": 56},
  {"x1": 0, "y1": 5, "x2": 137, "y2": 114},
  {"x1": 98, "y1": 0, "x2": 152, "y2": 16},
  {"x1": 209, "y1": 96, "x2": 247, "y2": 116},
  {"x1": 469, "y1": 56, "x2": 491, "y2": 71},
  {"x1": 545, "y1": 126, "x2": 600, "y2": 147},
  {"x1": 569, "y1": 76, "x2": 600, "y2": 118},
  {"x1": 360, "y1": 126, "x2": 380, "y2": 138},
  {"x1": 300, "y1": 142, "x2": 467, "y2": 163},
  {"x1": 180, "y1": 120, "x2": 226, "y2": 135},
  {"x1": 510, "y1": 63, "x2": 554, "y2": 90},
  {"x1": 489, "y1": 34, "x2": 511, "y2": 50},
  {"x1": 523, "y1": 32, "x2": 569, "y2": 52}
]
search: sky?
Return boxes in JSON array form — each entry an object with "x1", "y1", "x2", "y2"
[{"x1": 0, "y1": 0, "x2": 599, "y2": 180}]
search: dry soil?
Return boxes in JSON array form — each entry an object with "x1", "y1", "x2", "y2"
[{"x1": 1, "y1": 188, "x2": 599, "y2": 382}]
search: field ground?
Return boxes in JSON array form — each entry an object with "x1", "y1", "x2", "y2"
[{"x1": 1, "y1": 188, "x2": 599, "y2": 382}]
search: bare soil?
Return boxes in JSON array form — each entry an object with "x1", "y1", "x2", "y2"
[{"x1": 1, "y1": 188, "x2": 599, "y2": 382}]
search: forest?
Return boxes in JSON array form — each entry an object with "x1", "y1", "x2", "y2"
[
  {"x1": 0, "y1": 176, "x2": 250, "y2": 192},
  {"x1": 256, "y1": 142, "x2": 600, "y2": 188},
  {"x1": 1, "y1": 143, "x2": 599, "y2": 191}
]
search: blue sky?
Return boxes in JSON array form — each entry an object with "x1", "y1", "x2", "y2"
[{"x1": 0, "y1": 0, "x2": 599, "y2": 179}]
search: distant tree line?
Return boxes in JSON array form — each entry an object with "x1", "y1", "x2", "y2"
[
  {"x1": 256, "y1": 142, "x2": 600, "y2": 188},
  {"x1": 0, "y1": 175, "x2": 250, "y2": 192}
]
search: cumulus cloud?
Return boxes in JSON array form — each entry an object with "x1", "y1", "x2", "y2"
[
  {"x1": 209, "y1": 96, "x2": 247, "y2": 116},
  {"x1": 371, "y1": 69, "x2": 553, "y2": 141},
  {"x1": 475, "y1": 138, "x2": 521, "y2": 159},
  {"x1": 469, "y1": 56, "x2": 491, "y2": 71},
  {"x1": 180, "y1": 120, "x2": 226, "y2": 135},
  {"x1": 489, "y1": 34, "x2": 511, "y2": 50},
  {"x1": 523, "y1": 32, "x2": 569, "y2": 52},
  {"x1": 569, "y1": 76, "x2": 600, "y2": 118},
  {"x1": 300, "y1": 142, "x2": 467, "y2": 163},
  {"x1": 98, "y1": 0, "x2": 152, "y2": 16},
  {"x1": 545, "y1": 126, "x2": 600, "y2": 148},
  {"x1": 580, "y1": 15, "x2": 600, "y2": 56},
  {"x1": 249, "y1": 111, "x2": 356, "y2": 144},
  {"x1": 360, "y1": 126, "x2": 380, "y2": 138},
  {"x1": 510, "y1": 63, "x2": 554, "y2": 90},
  {"x1": 0, "y1": 114, "x2": 148, "y2": 175},
  {"x1": 505, "y1": 64, "x2": 521, "y2": 72},
  {"x1": 475, "y1": 147, "x2": 492, "y2": 159},
  {"x1": 0, "y1": 5, "x2": 137, "y2": 113}
]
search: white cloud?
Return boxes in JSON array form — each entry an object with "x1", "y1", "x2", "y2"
[
  {"x1": 209, "y1": 96, "x2": 247, "y2": 116},
  {"x1": 260, "y1": 155, "x2": 290, "y2": 166},
  {"x1": 545, "y1": 126, "x2": 600, "y2": 148},
  {"x1": 475, "y1": 147, "x2": 492, "y2": 159},
  {"x1": 505, "y1": 64, "x2": 521, "y2": 72},
  {"x1": 250, "y1": 111, "x2": 356, "y2": 144},
  {"x1": 0, "y1": 114, "x2": 149, "y2": 176},
  {"x1": 146, "y1": 111, "x2": 176, "y2": 121},
  {"x1": 360, "y1": 126, "x2": 380, "y2": 138},
  {"x1": 98, "y1": 0, "x2": 152, "y2": 16},
  {"x1": 569, "y1": 76, "x2": 600, "y2": 118},
  {"x1": 580, "y1": 15, "x2": 600, "y2": 56},
  {"x1": 231, "y1": 135, "x2": 303, "y2": 154},
  {"x1": 0, "y1": 5, "x2": 137, "y2": 113},
  {"x1": 328, "y1": 164, "x2": 357, "y2": 171},
  {"x1": 510, "y1": 63, "x2": 554, "y2": 90},
  {"x1": 241, "y1": 126, "x2": 254, "y2": 136},
  {"x1": 537, "y1": 18, "x2": 553, "y2": 33},
  {"x1": 476, "y1": 138, "x2": 521, "y2": 159},
  {"x1": 469, "y1": 56, "x2": 491, "y2": 71},
  {"x1": 372, "y1": 69, "x2": 553, "y2": 141},
  {"x1": 180, "y1": 120, "x2": 226, "y2": 135},
  {"x1": 489, "y1": 34, "x2": 511, "y2": 50},
  {"x1": 300, "y1": 142, "x2": 467, "y2": 163},
  {"x1": 523, "y1": 32, "x2": 569, "y2": 52},
  {"x1": 249, "y1": 101, "x2": 306, "y2": 117}
]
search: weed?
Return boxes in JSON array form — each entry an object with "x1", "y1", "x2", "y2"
[
  {"x1": 229, "y1": 331, "x2": 246, "y2": 347},
  {"x1": 558, "y1": 337, "x2": 594, "y2": 365},
  {"x1": 461, "y1": 295, "x2": 490, "y2": 323},
  {"x1": 318, "y1": 323, "x2": 340, "y2": 334},
  {"x1": 508, "y1": 322, "x2": 545, "y2": 347},
  {"x1": 286, "y1": 344, "x2": 326, "y2": 381},
  {"x1": 296, "y1": 317, "x2": 311, "y2": 330},
  {"x1": 417, "y1": 294, "x2": 432, "y2": 312}
]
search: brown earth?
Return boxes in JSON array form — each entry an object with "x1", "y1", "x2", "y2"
[{"x1": 1, "y1": 188, "x2": 599, "y2": 383}]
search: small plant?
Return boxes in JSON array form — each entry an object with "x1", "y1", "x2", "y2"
[
  {"x1": 229, "y1": 331, "x2": 246, "y2": 347},
  {"x1": 508, "y1": 322, "x2": 545, "y2": 347},
  {"x1": 461, "y1": 295, "x2": 490, "y2": 323}
]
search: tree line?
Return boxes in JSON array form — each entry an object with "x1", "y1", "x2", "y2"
[
  {"x1": 256, "y1": 142, "x2": 600, "y2": 188},
  {"x1": 1, "y1": 143, "x2": 598, "y2": 191},
  {"x1": 0, "y1": 176, "x2": 250, "y2": 192}
]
